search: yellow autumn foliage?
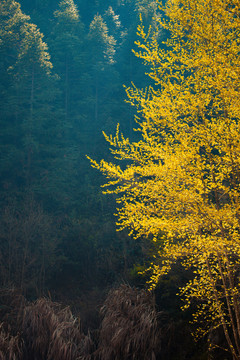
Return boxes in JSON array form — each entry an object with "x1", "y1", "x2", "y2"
[{"x1": 88, "y1": 0, "x2": 240, "y2": 357}]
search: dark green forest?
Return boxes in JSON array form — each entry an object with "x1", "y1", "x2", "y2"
[
  {"x1": 0, "y1": 0, "x2": 236, "y2": 359},
  {"x1": 0, "y1": 0, "x2": 153, "y2": 295}
]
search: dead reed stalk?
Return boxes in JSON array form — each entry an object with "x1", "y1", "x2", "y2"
[
  {"x1": 22, "y1": 298, "x2": 94, "y2": 360},
  {"x1": 0, "y1": 323, "x2": 23, "y2": 360},
  {"x1": 95, "y1": 284, "x2": 161, "y2": 360}
]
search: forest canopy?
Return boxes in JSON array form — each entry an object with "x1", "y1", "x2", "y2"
[{"x1": 89, "y1": 0, "x2": 240, "y2": 357}]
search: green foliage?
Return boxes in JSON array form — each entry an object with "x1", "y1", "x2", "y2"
[
  {"x1": 54, "y1": 0, "x2": 79, "y2": 22},
  {"x1": 88, "y1": 14, "x2": 116, "y2": 66}
]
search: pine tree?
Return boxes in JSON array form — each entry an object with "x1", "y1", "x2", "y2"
[
  {"x1": 51, "y1": 0, "x2": 85, "y2": 124},
  {"x1": 87, "y1": 14, "x2": 116, "y2": 129},
  {"x1": 0, "y1": 0, "x2": 53, "y2": 200}
]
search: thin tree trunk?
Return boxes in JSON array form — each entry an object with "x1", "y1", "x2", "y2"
[
  {"x1": 216, "y1": 253, "x2": 240, "y2": 356},
  {"x1": 26, "y1": 65, "x2": 35, "y2": 188},
  {"x1": 95, "y1": 74, "x2": 99, "y2": 124},
  {"x1": 206, "y1": 257, "x2": 238, "y2": 360},
  {"x1": 65, "y1": 57, "x2": 69, "y2": 123}
]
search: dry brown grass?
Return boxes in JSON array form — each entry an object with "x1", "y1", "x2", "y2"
[
  {"x1": 0, "y1": 286, "x2": 163, "y2": 359},
  {"x1": 95, "y1": 284, "x2": 161, "y2": 360},
  {"x1": 22, "y1": 298, "x2": 94, "y2": 360},
  {"x1": 0, "y1": 323, "x2": 23, "y2": 360}
]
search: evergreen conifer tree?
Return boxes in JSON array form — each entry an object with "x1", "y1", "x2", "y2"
[{"x1": 0, "y1": 0, "x2": 53, "y2": 200}]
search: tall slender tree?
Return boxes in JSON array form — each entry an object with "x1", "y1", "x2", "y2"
[
  {"x1": 51, "y1": 0, "x2": 85, "y2": 125},
  {"x1": 87, "y1": 14, "x2": 116, "y2": 129},
  {"x1": 89, "y1": 0, "x2": 240, "y2": 357},
  {"x1": 0, "y1": 0, "x2": 53, "y2": 200}
]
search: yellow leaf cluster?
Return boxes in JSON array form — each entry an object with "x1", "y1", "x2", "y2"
[{"x1": 89, "y1": 0, "x2": 240, "y2": 356}]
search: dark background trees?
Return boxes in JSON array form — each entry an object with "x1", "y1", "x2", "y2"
[{"x1": 0, "y1": 0, "x2": 155, "y2": 296}]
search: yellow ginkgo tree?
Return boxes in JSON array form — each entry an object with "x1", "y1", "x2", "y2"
[{"x1": 88, "y1": 0, "x2": 240, "y2": 357}]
